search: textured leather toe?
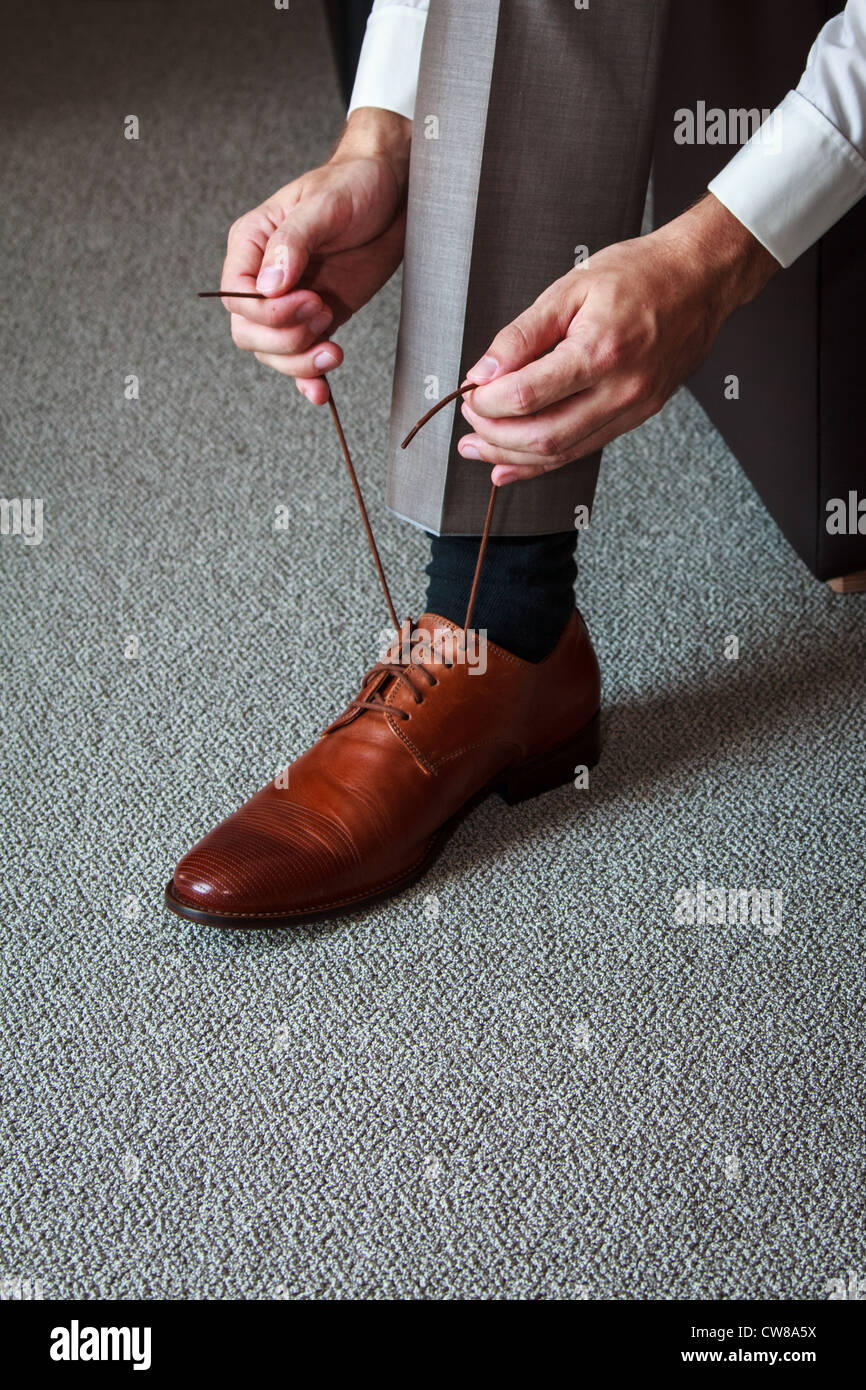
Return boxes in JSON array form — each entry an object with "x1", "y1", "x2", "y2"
[{"x1": 172, "y1": 788, "x2": 363, "y2": 918}]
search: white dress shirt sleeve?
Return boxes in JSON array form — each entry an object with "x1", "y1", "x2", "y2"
[
  {"x1": 709, "y1": 0, "x2": 866, "y2": 266},
  {"x1": 347, "y1": 0, "x2": 429, "y2": 122}
]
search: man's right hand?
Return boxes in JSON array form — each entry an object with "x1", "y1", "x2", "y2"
[{"x1": 221, "y1": 108, "x2": 411, "y2": 404}]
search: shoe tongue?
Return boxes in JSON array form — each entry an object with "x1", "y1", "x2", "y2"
[
  {"x1": 415, "y1": 612, "x2": 461, "y2": 637},
  {"x1": 393, "y1": 614, "x2": 463, "y2": 666},
  {"x1": 373, "y1": 613, "x2": 461, "y2": 696}
]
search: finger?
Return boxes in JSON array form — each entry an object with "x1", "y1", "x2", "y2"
[
  {"x1": 255, "y1": 196, "x2": 329, "y2": 296},
  {"x1": 461, "y1": 389, "x2": 584, "y2": 455},
  {"x1": 253, "y1": 340, "x2": 343, "y2": 379},
  {"x1": 456, "y1": 382, "x2": 635, "y2": 464},
  {"x1": 230, "y1": 307, "x2": 333, "y2": 355},
  {"x1": 232, "y1": 289, "x2": 329, "y2": 329},
  {"x1": 221, "y1": 208, "x2": 272, "y2": 298},
  {"x1": 490, "y1": 462, "x2": 550, "y2": 486},
  {"x1": 546, "y1": 398, "x2": 656, "y2": 461},
  {"x1": 222, "y1": 210, "x2": 327, "y2": 327},
  {"x1": 295, "y1": 376, "x2": 331, "y2": 405},
  {"x1": 465, "y1": 335, "x2": 601, "y2": 420},
  {"x1": 456, "y1": 434, "x2": 565, "y2": 473},
  {"x1": 461, "y1": 396, "x2": 654, "y2": 484},
  {"x1": 462, "y1": 276, "x2": 584, "y2": 387},
  {"x1": 461, "y1": 377, "x2": 631, "y2": 459}
]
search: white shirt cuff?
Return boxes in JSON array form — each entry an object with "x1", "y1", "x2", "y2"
[
  {"x1": 708, "y1": 88, "x2": 866, "y2": 267},
  {"x1": 347, "y1": 3, "x2": 428, "y2": 122}
]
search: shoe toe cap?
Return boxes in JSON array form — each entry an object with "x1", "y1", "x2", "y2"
[{"x1": 169, "y1": 794, "x2": 362, "y2": 921}]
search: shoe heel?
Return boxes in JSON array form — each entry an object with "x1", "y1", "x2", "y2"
[{"x1": 498, "y1": 711, "x2": 601, "y2": 805}]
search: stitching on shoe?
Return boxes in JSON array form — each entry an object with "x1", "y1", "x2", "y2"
[
  {"x1": 434, "y1": 737, "x2": 523, "y2": 769},
  {"x1": 384, "y1": 709, "x2": 436, "y2": 774}
]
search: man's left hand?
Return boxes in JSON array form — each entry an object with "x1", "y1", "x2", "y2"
[{"x1": 458, "y1": 194, "x2": 780, "y2": 486}]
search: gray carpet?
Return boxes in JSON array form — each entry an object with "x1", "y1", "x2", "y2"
[{"x1": 1, "y1": 0, "x2": 864, "y2": 1301}]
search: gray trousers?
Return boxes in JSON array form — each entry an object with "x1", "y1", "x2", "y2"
[{"x1": 386, "y1": 0, "x2": 670, "y2": 537}]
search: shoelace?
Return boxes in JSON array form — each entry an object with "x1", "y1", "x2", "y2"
[
  {"x1": 199, "y1": 291, "x2": 497, "y2": 717},
  {"x1": 340, "y1": 637, "x2": 445, "y2": 724},
  {"x1": 328, "y1": 378, "x2": 496, "y2": 721}
]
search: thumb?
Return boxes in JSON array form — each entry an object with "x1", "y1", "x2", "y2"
[
  {"x1": 464, "y1": 277, "x2": 585, "y2": 384},
  {"x1": 256, "y1": 197, "x2": 329, "y2": 296}
]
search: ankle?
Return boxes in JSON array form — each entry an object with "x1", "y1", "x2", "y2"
[{"x1": 424, "y1": 530, "x2": 578, "y2": 662}]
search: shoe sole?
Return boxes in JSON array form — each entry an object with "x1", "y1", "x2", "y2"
[{"x1": 164, "y1": 711, "x2": 600, "y2": 928}]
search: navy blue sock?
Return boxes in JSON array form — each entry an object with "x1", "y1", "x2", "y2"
[{"x1": 424, "y1": 529, "x2": 578, "y2": 662}]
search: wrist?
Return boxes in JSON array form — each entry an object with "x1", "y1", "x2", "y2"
[
  {"x1": 661, "y1": 192, "x2": 780, "y2": 318},
  {"x1": 331, "y1": 107, "x2": 412, "y2": 184}
]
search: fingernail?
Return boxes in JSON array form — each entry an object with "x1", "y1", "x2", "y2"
[
  {"x1": 296, "y1": 301, "x2": 323, "y2": 322},
  {"x1": 467, "y1": 355, "x2": 498, "y2": 383},
  {"x1": 494, "y1": 468, "x2": 519, "y2": 485},
  {"x1": 460, "y1": 441, "x2": 481, "y2": 459},
  {"x1": 313, "y1": 349, "x2": 337, "y2": 369},
  {"x1": 309, "y1": 311, "x2": 332, "y2": 337},
  {"x1": 257, "y1": 266, "x2": 285, "y2": 294}
]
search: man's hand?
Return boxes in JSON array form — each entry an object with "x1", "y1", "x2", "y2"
[
  {"x1": 221, "y1": 108, "x2": 411, "y2": 404},
  {"x1": 458, "y1": 194, "x2": 780, "y2": 483}
]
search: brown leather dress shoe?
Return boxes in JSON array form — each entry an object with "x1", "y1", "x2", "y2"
[{"x1": 165, "y1": 610, "x2": 600, "y2": 926}]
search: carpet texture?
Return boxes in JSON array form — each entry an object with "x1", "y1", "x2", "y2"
[{"x1": 1, "y1": 0, "x2": 863, "y2": 1301}]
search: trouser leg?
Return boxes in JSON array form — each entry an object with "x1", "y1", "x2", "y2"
[{"x1": 387, "y1": 0, "x2": 671, "y2": 538}]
